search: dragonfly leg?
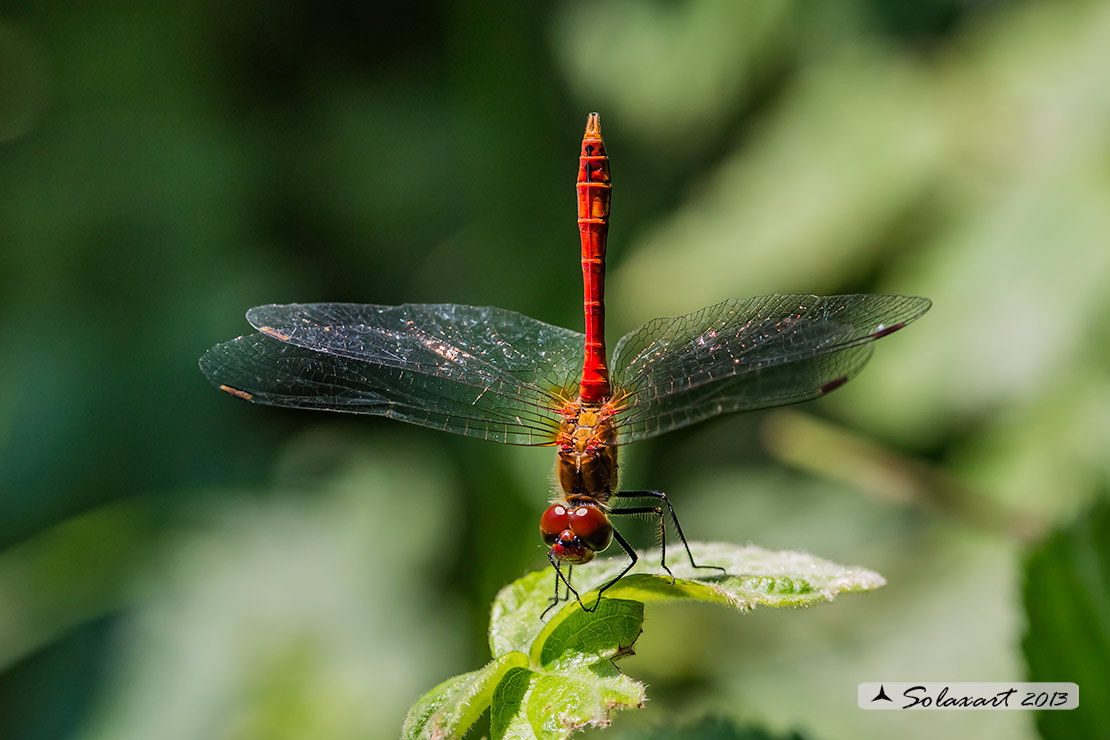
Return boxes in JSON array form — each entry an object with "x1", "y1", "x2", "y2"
[
  {"x1": 587, "y1": 528, "x2": 639, "y2": 611},
  {"x1": 543, "y1": 553, "x2": 581, "y2": 618},
  {"x1": 608, "y1": 505, "x2": 674, "y2": 582},
  {"x1": 614, "y1": 490, "x2": 727, "y2": 577},
  {"x1": 545, "y1": 530, "x2": 639, "y2": 615}
]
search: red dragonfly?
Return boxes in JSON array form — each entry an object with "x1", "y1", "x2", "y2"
[{"x1": 200, "y1": 113, "x2": 929, "y2": 611}]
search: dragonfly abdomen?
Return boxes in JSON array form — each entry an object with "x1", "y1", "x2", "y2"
[{"x1": 577, "y1": 112, "x2": 612, "y2": 405}]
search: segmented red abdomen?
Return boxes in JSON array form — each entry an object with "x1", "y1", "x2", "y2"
[{"x1": 577, "y1": 113, "x2": 611, "y2": 404}]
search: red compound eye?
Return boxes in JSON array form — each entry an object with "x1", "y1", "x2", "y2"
[
  {"x1": 539, "y1": 504, "x2": 570, "y2": 546},
  {"x1": 570, "y1": 506, "x2": 613, "y2": 553}
]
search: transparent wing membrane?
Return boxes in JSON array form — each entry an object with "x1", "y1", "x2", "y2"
[
  {"x1": 200, "y1": 303, "x2": 585, "y2": 445},
  {"x1": 609, "y1": 294, "x2": 931, "y2": 444},
  {"x1": 201, "y1": 296, "x2": 929, "y2": 448}
]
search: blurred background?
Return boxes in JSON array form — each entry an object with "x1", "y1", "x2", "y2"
[{"x1": 1, "y1": 0, "x2": 1108, "y2": 738}]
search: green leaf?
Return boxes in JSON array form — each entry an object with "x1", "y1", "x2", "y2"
[
  {"x1": 491, "y1": 662, "x2": 644, "y2": 740},
  {"x1": 534, "y1": 598, "x2": 643, "y2": 671},
  {"x1": 490, "y1": 541, "x2": 885, "y2": 657},
  {"x1": 1023, "y1": 500, "x2": 1110, "y2": 740},
  {"x1": 408, "y1": 542, "x2": 884, "y2": 739},
  {"x1": 401, "y1": 651, "x2": 528, "y2": 740}
]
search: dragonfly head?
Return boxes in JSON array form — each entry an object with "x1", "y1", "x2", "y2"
[{"x1": 540, "y1": 502, "x2": 613, "y2": 564}]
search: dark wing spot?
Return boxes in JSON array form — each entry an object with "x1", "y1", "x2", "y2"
[
  {"x1": 870, "y1": 322, "x2": 906, "y2": 340},
  {"x1": 219, "y1": 384, "x2": 254, "y2": 401},
  {"x1": 259, "y1": 326, "x2": 292, "y2": 341}
]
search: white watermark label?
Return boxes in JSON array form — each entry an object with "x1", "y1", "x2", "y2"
[{"x1": 858, "y1": 683, "x2": 1078, "y2": 710}]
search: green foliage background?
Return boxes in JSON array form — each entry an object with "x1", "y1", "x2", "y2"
[{"x1": 1, "y1": 0, "x2": 1108, "y2": 738}]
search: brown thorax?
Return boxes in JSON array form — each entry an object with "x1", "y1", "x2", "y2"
[{"x1": 555, "y1": 401, "x2": 619, "y2": 504}]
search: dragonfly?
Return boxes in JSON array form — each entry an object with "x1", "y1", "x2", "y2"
[{"x1": 200, "y1": 113, "x2": 930, "y2": 613}]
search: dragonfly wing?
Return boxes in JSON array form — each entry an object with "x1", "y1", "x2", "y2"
[
  {"x1": 200, "y1": 303, "x2": 585, "y2": 446},
  {"x1": 609, "y1": 294, "x2": 931, "y2": 444}
]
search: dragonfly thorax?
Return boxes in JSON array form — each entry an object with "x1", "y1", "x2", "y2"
[{"x1": 555, "y1": 402, "x2": 618, "y2": 501}]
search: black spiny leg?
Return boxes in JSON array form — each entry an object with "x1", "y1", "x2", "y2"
[
  {"x1": 543, "y1": 553, "x2": 581, "y2": 619},
  {"x1": 544, "y1": 531, "x2": 639, "y2": 617},
  {"x1": 608, "y1": 504, "x2": 674, "y2": 582},
  {"x1": 614, "y1": 490, "x2": 727, "y2": 578},
  {"x1": 587, "y1": 528, "x2": 639, "y2": 611}
]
